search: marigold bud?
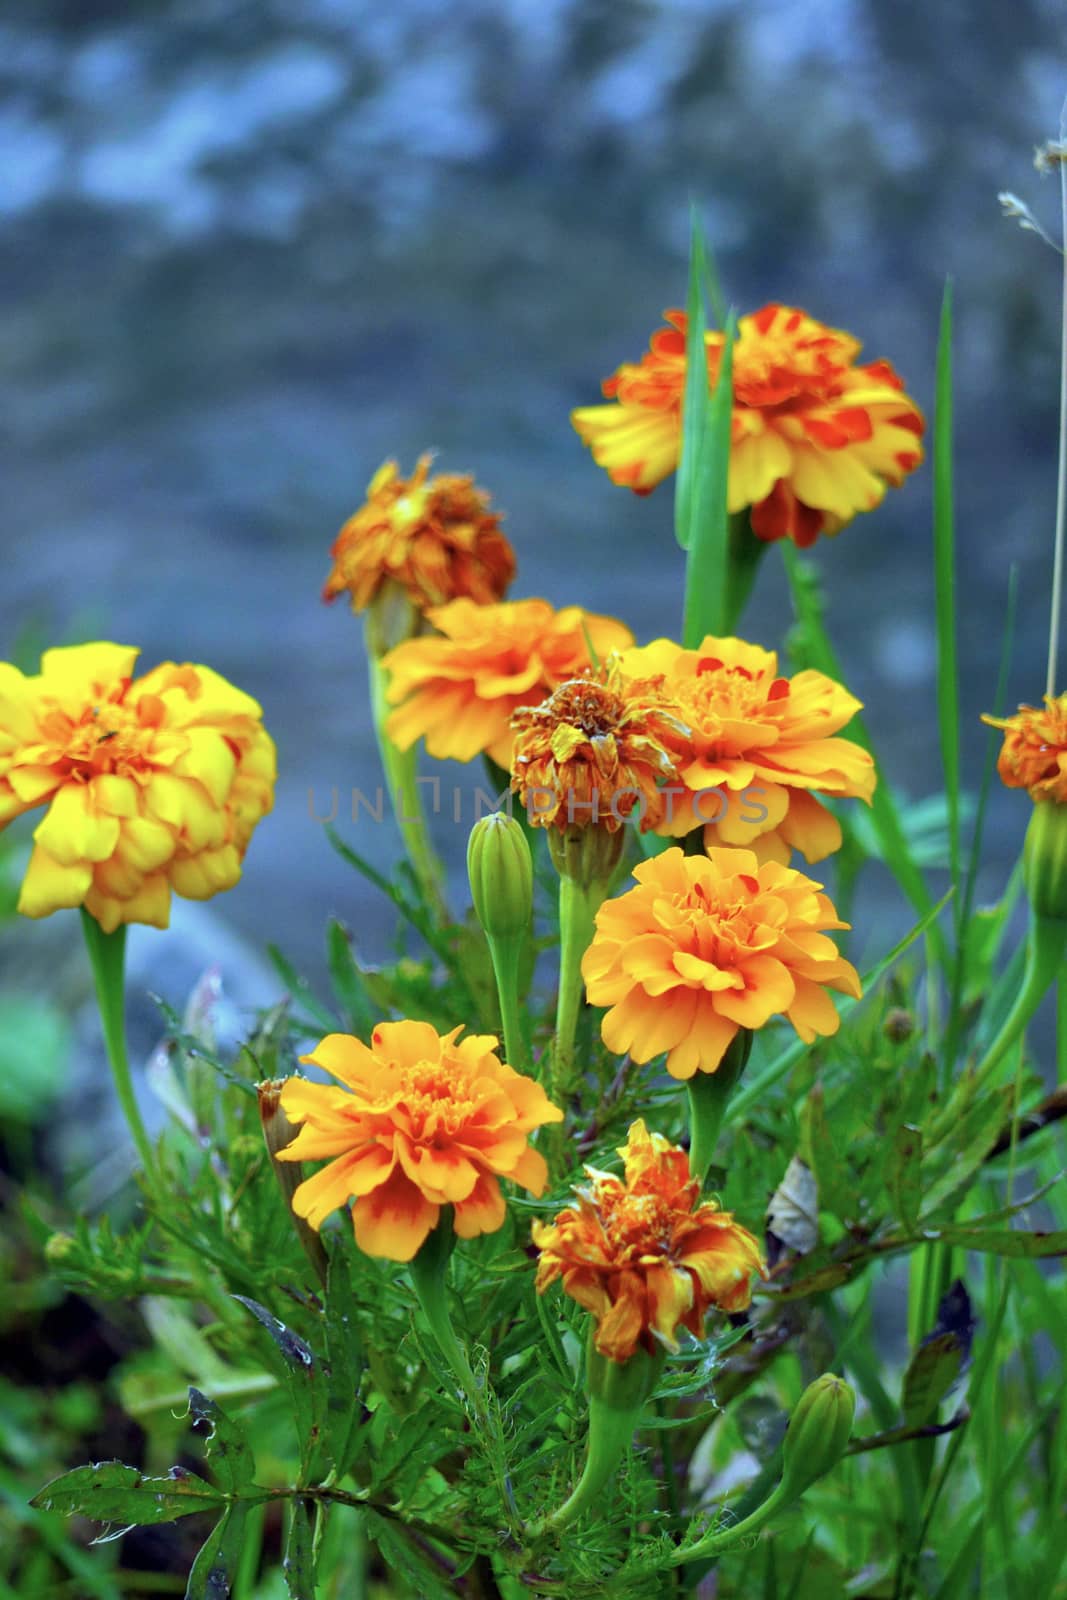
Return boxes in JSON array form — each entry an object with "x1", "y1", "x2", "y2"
[
  {"x1": 1023, "y1": 800, "x2": 1067, "y2": 923},
  {"x1": 780, "y1": 1373, "x2": 855, "y2": 1501},
  {"x1": 44, "y1": 1232, "x2": 76, "y2": 1266},
  {"x1": 467, "y1": 812, "x2": 533, "y2": 940}
]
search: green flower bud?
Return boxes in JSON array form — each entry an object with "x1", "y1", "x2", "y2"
[
  {"x1": 1023, "y1": 800, "x2": 1067, "y2": 923},
  {"x1": 44, "y1": 1232, "x2": 77, "y2": 1266},
  {"x1": 547, "y1": 821, "x2": 625, "y2": 893},
  {"x1": 780, "y1": 1374, "x2": 855, "y2": 1501},
  {"x1": 467, "y1": 812, "x2": 533, "y2": 940},
  {"x1": 586, "y1": 1341, "x2": 666, "y2": 1414}
]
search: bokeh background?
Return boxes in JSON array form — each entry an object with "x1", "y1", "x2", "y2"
[{"x1": 1, "y1": 0, "x2": 1065, "y2": 1061}]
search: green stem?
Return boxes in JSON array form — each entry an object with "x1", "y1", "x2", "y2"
[
  {"x1": 667, "y1": 1480, "x2": 793, "y2": 1566},
  {"x1": 80, "y1": 909, "x2": 155, "y2": 1178},
  {"x1": 686, "y1": 1030, "x2": 752, "y2": 1187},
  {"x1": 408, "y1": 1219, "x2": 485, "y2": 1423},
  {"x1": 552, "y1": 876, "x2": 602, "y2": 1104},
  {"x1": 722, "y1": 512, "x2": 768, "y2": 635},
  {"x1": 485, "y1": 934, "x2": 530, "y2": 1075},
  {"x1": 973, "y1": 913, "x2": 1067, "y2": 1091},
  {"x1": 530, "y1": 1339, "x2": 662, "y2": 1538},
  {"x1": 366, "y1": 645, "x2": 448, "y2": 922}
]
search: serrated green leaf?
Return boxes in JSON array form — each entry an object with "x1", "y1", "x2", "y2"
[
  {"x1": 901, "y1": 1279, "x2": 974, "y2": 1429},
  {"x1": 363, "y1": 1509, "x2": 455, "y2": 1600},
  {"x1": 232, "y1": 1297, "x2": 316, "y2": 1372},
  {"x1": 30, "y1": 1462, "x2": 222, "y2": 1524},
  {"x1": 886, "y1": 1124, "x2": 923, "y2": 1232},
  {"x1": 185, "y1": 1503, "x2": 249, "y2": 1600},
  {"x1": 233, "y1": 1297, "x2": 328, "y2": 1482},
  {"x1": 920, "y1": 1084, "x2": 1014, "y2": 1219},
  {"x1": 283, "y1": 1496, "x2": 316, "y2": 1600},
  {"x1": 188, "y1": 1389, "x2": 257, "y2": 1497},
  {"x1": 322, "y1": 1251, "x2": 366, "y2": 1478},
  {"x1": 800, "y1": 1083, "x2": 852, "y2": 1223}
]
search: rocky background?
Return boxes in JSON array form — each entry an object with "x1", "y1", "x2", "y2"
[{"x1": 1, "y1": 0, "x2": 1063, "y2": 1067}]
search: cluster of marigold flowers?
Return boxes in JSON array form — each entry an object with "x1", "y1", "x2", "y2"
[
  {"x1": 277, "y1": 298, "x2": 930, "y2": 1363},
  {"x1": 12, "y1": 290, "x2": 1062, "y2": 1369}
]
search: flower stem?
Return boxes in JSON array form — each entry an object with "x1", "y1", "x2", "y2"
[
  {"x1": 80, "y1": 909, "x2": 155, "y2": 1179},
  {"x1": 1047, "y1": 110, "x2": 1067, "y2": 698},
  {"x1": 686, "y1": 1030, "x2": 752, "y2": 1187},
  {"x1": 552, "y1": 875, "x2": 602, "y2": 1104},
  {"x1": 408, "y1": 1218, "x2": 486, "y2": 1423},
  {"x1": 366, "y1": 644, "x2": 448, "y2": 922},
  {"x1": 973, "y1": 912, "x2": 1067, "y2": 1090},
  {"x1": 723, "y1": 512, "x2": 768, "y2": 635},
  {"x1": 485, "y1": 934, "x2": 530, "y2": 1075},
  {"x1": 529, "y1": 1339, "x2": 662, "y2": 1539},
  {"x1": 667, "y1": 1480, "x2": 794, "y2": 1566}
]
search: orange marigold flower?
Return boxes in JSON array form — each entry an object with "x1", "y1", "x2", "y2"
[
  {"x1": 276, "y1": 1020, "x2": 564, "y2": 1262},
  {"x1": 572, "y1": 303, "x2": 924, "y2": 546},
  {"x1": 533, "y1": 1118, "x2": 764, "y2": 1363},
  {"x1": 0, "y1": 643, "x2": 275, "y2": 932},
  {"x1": 620, "y1": 635, "x2": 874, "y2": 863},
  {"x1": 382, "y1": 598, "x2": 634, "y2": 768},
  {"x1": 323, "y1": 455, "x2": 516, "y2": 614},
  {"x1": 982, "y1": 696, "x2": 1067, "y2": 803},
  {"x1": 510, "y1": 661, "x2": 689, "y2": 833},
  {"x1": 582, "y1": 846, "x2": 861, "y2": 1079}
]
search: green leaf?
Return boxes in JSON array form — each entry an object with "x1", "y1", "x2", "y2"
[
  {"x1": 233, "y1": 1298, "x2": 328, "y2": 1482},
  {"x1": 265, "y1": 946, "x2": 338, "y2": 1034},
  {"x1": 30, "y1": 1462, "x2": 222, "y2": 1525},
  {"x1": 919, "y1": 1083, "x2": 1014, "y2": 1219},
  {"x1": 675, "y1": 208, "x2": 712, "y2": 554},
  {"x1": 283, "y1": 1496, "x2": 316, "y2": 1600},
  {"x1": 232, "y1": 1297, "x2": 316, "y2": 1372},
  {"x1": 188, "y1": 1389, "x2": 257, "y2": 1497},
  {"x1": 886, "y1": 1124, "x2": 923, "y2": 1232},
  {"x1": 363, "y1": 1509, "x2": 456, "y2": 1600},
  {"x1": 323, "y1": 1252, "x2": 366, "y2": 1478},
  {"x1": 932, "y1": 1226, "x2": 1067, "y2": 1259},
  {"x1": 800, "y1": 1083, "x2": 853, "y2": 1223},
  {"x1": 902, "y1": 1280, "x2": 974, "y2": 1427},
  {"x1": 682, "y1": 307, "x2": 737, "y2": 642},
  {"x1": 326, "y1": 919, "x2": 377, "y2": 1036},
  {"x1": 185, "y1": 1503, "x2": 249, "y2": 1600}
]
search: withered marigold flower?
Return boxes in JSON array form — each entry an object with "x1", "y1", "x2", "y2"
[
  {"x1": 982, "y1": 696, "x2": 1067, "y2": 803},
  {"x1": 982, "y1": 696, "x2": 1067, "y2": 923},
  {"x1": 0, "y1": 643, "x2": 275, "y2": 932},
  {"x1": 533, "y1": 1118, "x2": 764, "y2": 1363},
  {"x1": 582, "y1": 846, "x2": 860, "y2": 1079},
  {"x1": 276, "y1": 1020, "x2": 563, "y2": 1262},
  {"x1": 572, "y1": 304, "x2": 924, "y2": 546},
  {"x1": 323, "y1": 455, "x2": 515, "y2": 615},
  {"x1": 621, "y1": 635, "x2": 874, "y2": 863},
  {"x1": 510, "y1": 662, "x2": 690, "y2": 834},
  {"x1": 382, "y1": 598, "x2": 634, "y2": 768}
]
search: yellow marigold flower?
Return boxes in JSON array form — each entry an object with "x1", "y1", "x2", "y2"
[
  {"x1": 510, "y1": 662, "x2": 690, "y2": 832},
  {"x1": 581, "y1": 846, "x2": 860, "y2": 1079},
  {"x1": 572, "y1": 304, "x2": 924, "y2": 546},
  {"x1": 323, "y1": 455, "x2": 516, "y2": 615},
  {"x1": 0, "y1": 643, "x2": 275, "y2": 932},
  {"x1": 533, "y1": 1118, "x2": 764, "y2": 1363},
  {"x1": 982, "y1": 696, "x2": 1067, "y2": 802},
  {"x1": 276, "y1": 1020, "x2": 564, "y2": 1262},
  {"x1": 383, "y1": 598, "x2": 634, "y2": 768},
  {"x1": 620, "y1": 635, "x2": 874, "y2": 863}
]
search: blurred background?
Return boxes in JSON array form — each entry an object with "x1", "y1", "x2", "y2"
[{"x1": 0, "y1": 0, "x2": 1065, "y2": 1071}]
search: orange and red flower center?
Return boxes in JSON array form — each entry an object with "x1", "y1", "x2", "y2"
[{"x1": 597, "y1": 1187, "x2": 680, "y2": 1259}]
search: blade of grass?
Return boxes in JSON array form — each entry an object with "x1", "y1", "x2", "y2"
[
  {"x1": 682, "y1": 308, "x2": 735, "y2": 643},
  {"x1": 675, "y1": 207, "x2": 712, "y2": 554}
]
